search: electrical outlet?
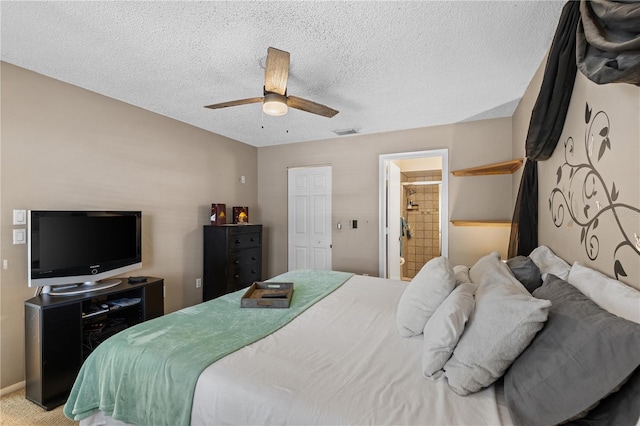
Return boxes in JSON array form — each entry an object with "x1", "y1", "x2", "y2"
[{"x1": 196, "y1": 278, "x2": 202, "y2": 288}]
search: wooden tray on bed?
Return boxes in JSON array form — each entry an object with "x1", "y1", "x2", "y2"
[{"x1": 241, "y1": 282, "x2": 294, "y2": 308}]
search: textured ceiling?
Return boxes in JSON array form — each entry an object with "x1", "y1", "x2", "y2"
[{"x1": 1, "y1": 1, "x2": 565, "y2": 147}]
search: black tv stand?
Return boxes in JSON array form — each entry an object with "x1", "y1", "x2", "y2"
[
  {"x1": 47, "y1": 278, "x2": 122, "y2": 296},
  {"x1": 24, "y1": 277, "x2": 164, "y2": 410}
]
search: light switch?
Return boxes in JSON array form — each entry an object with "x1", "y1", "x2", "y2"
[
  {"x1": 13, "y1": 210, "x2": 27, "y2": 225},
  {"x1": 13, "y1": 228, "x2": 26, "y2": 244}
]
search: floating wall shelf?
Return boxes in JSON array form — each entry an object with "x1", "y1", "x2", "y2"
[
  {"x1": 450, "y1": 159, "x2": 521, "y2": 227},
  {"x1": 451, "y1": 158, "x2": 524, "y2": 177},
  {"x1": 450, "y1": 220, "x2": 511, "y2": 227}
]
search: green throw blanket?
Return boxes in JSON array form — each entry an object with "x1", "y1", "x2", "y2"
[{"x1": 64, "y1": 269, "x2": 353, "y2": 425}]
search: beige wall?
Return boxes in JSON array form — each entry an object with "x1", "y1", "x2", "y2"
[
  {"x1": 0, "y1": 62, "x2": 258, "y2": 389},
  {"x1": 538, "y1": 74, "x2": 640, "y2": 288},
  {"x1": 258, "y1": 117, "x2": 515, "y2": 278},
  {"x1": 512, "y1": 62, "x2": 640, "y2": 289}
]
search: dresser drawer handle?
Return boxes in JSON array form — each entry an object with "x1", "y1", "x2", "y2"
[
  {"x1": 235, "y1": 239, "x2": 241, "y2": 244},
  {"x1": 234, "y1": 274, "x2": 240, "y2": 279},
  {"x1": 234, "y1": 260, "x2": 240, "y2": 265}
]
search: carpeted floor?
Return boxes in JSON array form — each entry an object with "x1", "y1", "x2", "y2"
[{"x1": 0, "y1": 388, "x2": 77, "y2": 425}]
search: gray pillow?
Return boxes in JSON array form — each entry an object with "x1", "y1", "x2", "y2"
[
  {"x1": 504, "y1": 275, "x2": 640, "y2": 426},
  {"x1": 566, "y1": 367, "x2": 640, "y2": 426},
  {"x1": 506, "y1": 256, "x2": 542, "y2": 293}
]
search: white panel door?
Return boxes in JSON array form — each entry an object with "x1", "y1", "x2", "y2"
[
  {"x1": 387, "y1": 162, "x2": 401, "y2": 280},
  {"x1": 288, "y1": 166, "x2": 332, "y2": 271}
]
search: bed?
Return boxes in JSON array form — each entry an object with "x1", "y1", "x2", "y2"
[{"x1": 64, "y1": 249, "x2": 640, "y2": 426}]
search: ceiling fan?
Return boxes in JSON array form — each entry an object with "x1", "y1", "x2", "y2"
[{"x1": 204, "y1": 47, "x2": 339, "y2": 118}]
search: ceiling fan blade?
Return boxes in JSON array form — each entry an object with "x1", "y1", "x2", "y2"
[
  {"x1": 264, "y1": 47, "x2": 290, "y2": 96},
  {"x1": 287, "y1": 95, "x2": 339, "y2": 118},
  {"x1": 204, "y1": 97, "x2": 263, "y2": 110}
]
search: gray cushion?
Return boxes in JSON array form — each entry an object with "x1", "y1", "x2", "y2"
[
  {"x1": 506, "y1": 256, "x2": 542, "y2": 293},
  {"x1": 566, "y1": 367, "x2": 640, "y2": 426},
  {"x1": 504, "y1": 274, "x2": 640, "y2": 426}
]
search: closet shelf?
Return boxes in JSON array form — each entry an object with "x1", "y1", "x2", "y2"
[
  {"x1": 450, "y1": 220, "x2": 511, "y2": 227},
  {"x1": 451, "y1": 159, "x2": 523, "y2": 177}
]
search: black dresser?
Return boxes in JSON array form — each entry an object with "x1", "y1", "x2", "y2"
[{"x1": 203, "y1": 224, "x2": 262, "y2": 301}]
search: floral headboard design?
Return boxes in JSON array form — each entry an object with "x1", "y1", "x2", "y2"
[{"x1": 549, "y1": 102, "x2": 640, "y2": 280}]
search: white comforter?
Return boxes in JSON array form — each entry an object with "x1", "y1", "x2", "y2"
[
  {"x1": 192, "y1": 274, "x2": 511, "y2": 425},
  {"x1": 82, "y1": 274, "x2": 511, "y2": 425}
]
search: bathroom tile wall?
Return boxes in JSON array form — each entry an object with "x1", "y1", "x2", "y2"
[{"x1": 402, "y1": 171, "x2": 441, "y2": 279}]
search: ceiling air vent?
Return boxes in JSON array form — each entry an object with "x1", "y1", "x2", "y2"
[{"x1": 333, "y1": 128, "x2": 359, "y2": 136}]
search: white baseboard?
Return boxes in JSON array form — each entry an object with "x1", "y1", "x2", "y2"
[{"x1": 1, "y1": 381, "x2": 25, "y2": 396}]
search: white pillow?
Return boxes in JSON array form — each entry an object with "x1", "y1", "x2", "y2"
[
  {"x1": 469, "y1": 251, "x2": 528, "y2": 293},
  {"x1": 444, "y1": 253, "x2": 551, "y2": 395},
  {"x1": 568, "y1": 262, "x2": 640, "y2": 324},
  {"x1": 529, "y1": 245, "x2": 570, "y2": 281},
  {"x1": 396, "y1": 256, "x2": 456, "y2": 337},
  {"x1": 422, "y1": 283, "x2": 476, "y2": 380},
  {"x1": 453, "y1": 265, "x2": 471, "y2": 285}
]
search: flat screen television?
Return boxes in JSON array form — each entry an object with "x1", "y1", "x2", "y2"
[{"x1": 28, "y1": 210, "x2": 142, "y2": 296}]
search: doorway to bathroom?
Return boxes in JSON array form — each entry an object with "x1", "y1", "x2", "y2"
[{"x1": 378, "y1": 149, "x2": 448, "y2": 280}]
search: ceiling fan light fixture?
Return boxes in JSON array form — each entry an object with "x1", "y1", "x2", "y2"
[
  {"x1": 263, "y1": 93, "x2": 288, "y2": 116},
  {"x1": 205, "y1": 48, "x2": 337, "y2": 118}
]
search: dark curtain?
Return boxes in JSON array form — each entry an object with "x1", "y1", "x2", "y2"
[
  {"x1": 508, "y1": 161, "x2": 539, "y2": 257},
  {"x1": 524, "y1": 2, "x2": 581, "y2": 162},
  {"x1": 577, "y1": 0, "x2": 640, "y2": 86},
  {"x1": 508, "y1": 1, "x2": 580, "y2": 257},
  {"x1": 508, "y1": 0, "x2": 640, "y2": 258}
]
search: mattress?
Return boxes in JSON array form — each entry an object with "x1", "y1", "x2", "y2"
[{"x1": 81, "y1": 274, "x2": 512, "y2": 425}]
